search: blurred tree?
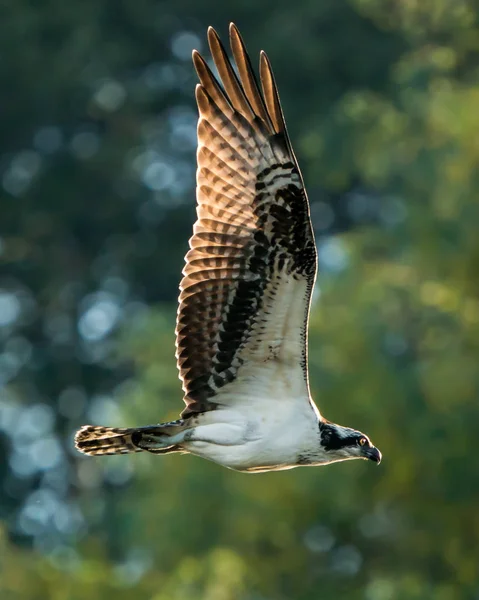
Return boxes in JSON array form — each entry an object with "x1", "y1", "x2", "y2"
[
  {"x1": 0, "y1": 0, "x2": 405, "y2": 547},
  {"x1": 1, "y1": 0, "x2": 479, "y2": 598}
]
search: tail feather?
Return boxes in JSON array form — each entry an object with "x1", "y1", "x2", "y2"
[
  {"x1": 75, "y1": 426, "x2": 142, "y2": 456},
  {"x1": 74, "y1": 421, "x2": 187, "y2": 456}
]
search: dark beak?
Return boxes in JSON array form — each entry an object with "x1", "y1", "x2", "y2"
[{"x1": 364, "y1": 446, "x2": 382, "y2": 464}]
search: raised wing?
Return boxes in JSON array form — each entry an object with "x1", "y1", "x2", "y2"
[{"x1": 175, "y1": 24, "x2": 317, "y2": 417}]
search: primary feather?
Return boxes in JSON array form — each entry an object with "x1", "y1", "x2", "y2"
[{"x1": 176, "y1": 25, "x2": 317, "y2": 418}]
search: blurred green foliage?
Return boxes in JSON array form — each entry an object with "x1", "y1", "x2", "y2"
[{"x1": 1, "y1": 0, "x2": 479, "y2": 598}]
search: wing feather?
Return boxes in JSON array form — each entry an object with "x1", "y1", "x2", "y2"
[
  {"x1": 260, "y1": 52, "x2": 287, "y2": 136},
  {"x1": 229, "y1": 24, "x2": 274, "y2": 130},
  {"x1": 176, "y1": 24, "x2": 317, "y2": 416},
  {"x1": 206, "y1": 27, "x2": 256, "y2": 123}
]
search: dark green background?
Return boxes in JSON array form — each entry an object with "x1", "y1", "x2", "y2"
[{"x1": 1, "y1": 0, "x2": 479, "y2": 598}]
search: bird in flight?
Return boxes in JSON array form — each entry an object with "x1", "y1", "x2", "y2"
[{"x1": 75, "y1": 24, "x2": 381, "y2": 472}]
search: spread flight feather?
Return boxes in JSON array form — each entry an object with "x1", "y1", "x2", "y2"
[{"x1": 176, "y1": 24, "x2": 317, "y2": 417}]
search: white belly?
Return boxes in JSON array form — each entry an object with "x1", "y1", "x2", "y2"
[{"x1": 182, "y1": 361, "x2": 320, "y2": 472}]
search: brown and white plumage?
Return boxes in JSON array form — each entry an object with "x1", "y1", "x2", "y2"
[
  {"x1": 75, "y1": 24, "x2": 381, "y2": 471},
  {"x1": 176, "y1": 25, "x2": 317, "y2": 417}
]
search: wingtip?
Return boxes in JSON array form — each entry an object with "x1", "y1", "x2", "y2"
[
  {"x1": 207, "y1": 25, "x2": 220, "y2": 44},
  {"x1": 260, "y1": 50, "x2": 269, "y2": 63},
  {"x1": 195, "y1": 84, "x2": 210, "y2": 112},
  {"x1": 259, "y1": 52, "x2": 271, "y2": 81},
  {"x1": 192, "y1": 48, "x2": 205, "y2": 68},
  {"x1": 260, "y1": 51, "x2": 275, "y2": 83},
  {"x1": 229, "y1": 23, "x2": 243, "y2": 48}
]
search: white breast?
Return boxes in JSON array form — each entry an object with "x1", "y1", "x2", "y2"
[{"x1": 184, "y1": 361, "x2": 320, "y2": 472}]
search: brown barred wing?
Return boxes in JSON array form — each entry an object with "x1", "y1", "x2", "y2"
[{"x1": 175, "y1": 25, "x2": 317, "y2": 417}]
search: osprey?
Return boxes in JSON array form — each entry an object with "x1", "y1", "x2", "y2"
[{"x1": 75, "y1": 24, "x2": 381, "y2": 472}]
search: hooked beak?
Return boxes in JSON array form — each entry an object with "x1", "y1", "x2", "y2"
[{"x1": 364, "y1": 446, "x2": 382, "y2": 465}]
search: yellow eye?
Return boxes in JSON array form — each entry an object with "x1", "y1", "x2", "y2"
[{"x1": 359, "y1": 437, "x2": 367, "y2": 447}]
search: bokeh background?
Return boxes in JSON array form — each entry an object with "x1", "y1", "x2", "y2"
[{"x1": 2, "y1": 0, "x2": 479, "y2": 598}]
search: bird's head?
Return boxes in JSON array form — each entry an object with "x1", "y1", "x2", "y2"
[{"x1": 319, "y1": 421, "x2": 381, "y2": 465}]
